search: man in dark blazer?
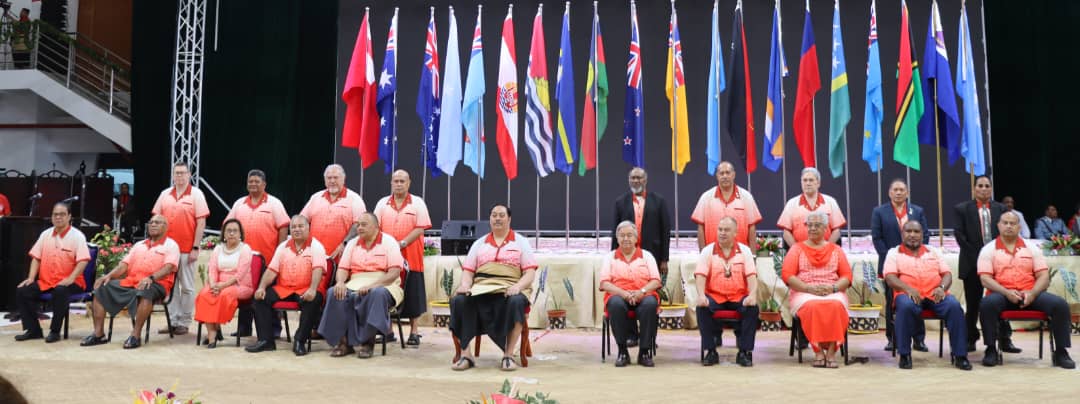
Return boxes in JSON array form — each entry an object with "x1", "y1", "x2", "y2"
[
  {"x1": 612, "y1": 167, "x2": 671, "y2": 347},
  {"x1": 872, "y1": 179, "x2": 930, "y2": 352},
  {"x1": 954, "y1": 175, "x2": 1017, "y2": 353}
]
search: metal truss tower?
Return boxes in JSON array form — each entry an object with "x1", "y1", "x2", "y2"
[{"x1": 169, "y1": 0, "x2": 207, "y2": 183}]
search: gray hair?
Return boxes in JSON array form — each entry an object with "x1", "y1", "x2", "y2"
[
  {"x1": 247, "y1": 169, "x2": 266, "y2": 182},
  {"x1": 615, "y1": 220, "x2": 638, "y2": 235},
  {"x1": 290, "y1": 214, "x2": 310, "y2": 226},
  {"x1": 801, "y1": 167, "x2": 821, "y2": 181},
  {"x1": 324, "y1": 164, "x2": 346, "y2": 178},
  {"x1": 717, "y1": 216, "x2": 738, "y2": 229},
  {"x1": 805, "y1": 211, "x2": 829, "y2": 225},
  {"x1": 628, "y1": 167, "x2": 647, "y2": 179},
  {"x1": 1000, "y1": 210, "x2": 1020, "y2": 223}
]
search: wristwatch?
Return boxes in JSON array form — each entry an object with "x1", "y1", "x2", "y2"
[
  {"x1": 400, "y1": 240, "x2": 408, "y2": 249},
  {"x1": 640, "y1": 288, "x2": 648, "y2": 295},
  {"x1": 832, "y1": 285, "x2": 838, "y2": 293}
]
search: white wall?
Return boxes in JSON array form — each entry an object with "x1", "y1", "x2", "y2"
[{"x1": 0, "y1": 89, "x2": 112, "y2": 175}]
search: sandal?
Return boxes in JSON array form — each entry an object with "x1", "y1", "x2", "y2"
[
  {"x1": 812, "y1": 358, "x2": 826, "y2": 368},
  {"x1": 329, "y1": 344, "x2": 355, "y2": 358},
  {"x1": 122, "y1": 335, "x2": 142, "y2": 350},
  {"x1": 451, "y1": 357, "x2": 475, "y2": 371},
  {"x1": 80, "y1": 334, "x2": 109, "y2": 347},
  {"x1": 406, "y1": 333, "x2": 422, "y2": 347},
  {"x1": 825, "y1": 358, "x2": 840, "y2": 369},
  {"x1": 500, "y1": 356, "x2": 518, "y2": 371}
]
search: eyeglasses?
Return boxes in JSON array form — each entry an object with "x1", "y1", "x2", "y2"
[{"x1": 224, "y1": 228, "x2": 241, "y2": 234}]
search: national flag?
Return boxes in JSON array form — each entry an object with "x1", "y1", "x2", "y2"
[
  {"x1": 827, "y1": 1, "x2": 851, "y2": 178},
  {"x1": 666, "y1": 4, "x2": 690, "y2": 174},
  {"x1": 622, "y1": 3, "x2": 645, "y2": 168},
  {"x1": 523, "y1": 5, "x2": 555, "y2": 177},
  {"x1": 462, "y1": 7, "x2": 487, "y2": 178},
  {"x1": 917, "y1": 0, "x2": 961, "y2": 165},
  {"x1": 342, "y1": 9, "x2": 380, "y2": 168},
  {"x1": 376, "y1": 9, "x2": 399, "y2": 173},
  {"x1": 495, "y1": 6, "x2": 521, "y2": 180},
  {"x1": 894, "y1": 0, "x2": 924, "y2": 170},
  {"x1": 705, "y1": 0, "x2": 727, "y2": 176},
  {"x1": 579, "y1": 3, "x2": 609, "y2": 175},
  {"x1": 437, "y1": 6, "x2": 463, "y2": 176},
  {"x1": 793, "y1": 3, "x2": 820, "y2": 168},
  {"x1": 862, "y1": 0, "x2": 883, "y2": 172},
  {"x1": 762, "y1": 2, "x2": 786, "y2": 173},
  {"x1": 724, "y1": 1, "x2": 756, "y2": 173},
  {"x1": 417, "y1": 8, "x2": 443, "y2": 177},
  {"x1": 956, "y1": 4, "x2": 985, "y2": 175},
  {"x1": 554, "y1": 5, "x2": 578, "y2": 175}
]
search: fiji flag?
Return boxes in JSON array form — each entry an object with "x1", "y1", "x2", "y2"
[
  {"x1": 417, "y1": 8, "x2": 443, "y2": 177},
  {"x1": 376, "y1": 9, "x2": 399, "y2": 174},
  {"x1": 762, "y1": 2, "x2": 787, "y2": 173},
  {"x1": 705, "y1": 0, "x2": 726, "y2": 176},
  {"x1": 622, "y1": 3, "x2": 644, "y2": 168},
  {"x1": 554, "y1": 4, "x2": 578, "y2": 175},
  {"x1": 956, "y1": 4, "x2": 985, "y2": 175}
]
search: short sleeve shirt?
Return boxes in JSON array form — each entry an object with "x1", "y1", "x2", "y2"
[
  {"x1": 339, "y1": 232, "x2": 405, "y2": 303},
  {"x1": 0, "y1": 193, "x2": 10, "y2": 216},
  {"x1": 977, "y1": 237, "x2": 1048, "y2": 291},
  {"x1": 268, "y1": 238, "x2": 328, "y2": 297},
  {"x1": 299, "y1": 189, "x2": 366, "y2": 254},
  {"x1": 152, "y1": 186, "x2": 210, "y2": 253},
  {"x1": 373, "y1": 194, "x2": 432, "y2": 271},
  {"x1": 694, "y1": 242, "x2": 757, "y2": 303},
  {"x1": 28, "y1": 226, "x2": 91, "y2": 290},
  {"x1": 462, "y1": 231, "x2": 539, "y2": 273},
  {"x1": 691, "y1": 186, "x2": 763, "y2": 246},
  {"x1": 225, "y1": 194, "x2": 290, "y2": 260},
  {"x1": 882, "y1": 245, "x2": 950, "y2": 299},
  {"x1": 120, "y1": 237, "x2": 181, "y2": 292},
  {"x1": 776, "y1": 193, "x2": 847, "y2": 243},
  {"x1": 599, "y1": 249, "x2": 661, "y2": 296}
]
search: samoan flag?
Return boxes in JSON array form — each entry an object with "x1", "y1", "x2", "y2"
[{"x1": 376, "y1": 9, "x2": 399, "y2": 173}]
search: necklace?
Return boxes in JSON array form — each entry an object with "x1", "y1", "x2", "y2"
[{"x1": 223, "y1": 243, "x2": 240, "y2": 254}]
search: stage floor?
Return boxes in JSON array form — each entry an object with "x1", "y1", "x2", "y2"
[{"x1": 1, "y1": 314, "x2": 1077, "y2": 402}]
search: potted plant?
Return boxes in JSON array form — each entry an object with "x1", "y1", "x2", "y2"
[
  {"x1": 759, "y1": 252, "x2": 787, "y2": 331},
  {"x1": 429, "y1": 268, "x2": 454, "y2": 327},
  {"x1": 847, "y1": 261, "x2": 883, "y2": 334},
  {"x1": 537, "y1": 267, "x2": 574, "y2": 329},
  {"x1": 1043, "y1": 235, "x2": 1080, "y2": 256},
  {"x1": 1050, "y1": 267, "x2": 1080, "y2": 335},
  {"x1": 755, "y1": 236, "x2": 783, "y2": 257},
  {"x1": 658, "y1": 271, "x2": 688, "y2": 329}
]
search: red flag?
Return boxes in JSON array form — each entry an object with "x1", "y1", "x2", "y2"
[
  {"x1": 495, "y1": 7, "x2": 520, "y2": 180},
  {"x1": 342, "y1": 10, "x2": 380, "y2": 168},
  {"x1": 793, "y1": 7, "x2": 820, "y2": 168}
]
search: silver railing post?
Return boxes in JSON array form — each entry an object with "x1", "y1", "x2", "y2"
[
  {"x1": 109, "y1": 69, "x2": 115, "y2": 113},
  {"x1": 65, "y1": 38, "x2": 74, "y2": 87},
  {"x1": 29, "y1": 23, "x2": 39, "y2": 69}
]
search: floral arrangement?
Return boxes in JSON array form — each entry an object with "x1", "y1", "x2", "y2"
[
  {"x1": 1044, "y1": 234, "x2": 1080, "y2": 255},
  {"x1": 468, "y1": 379, "x2": 557, "y2": 404},
  {"x1": 89, "y1": 226, "x2": 132, "y2": 278},
  {"x1": 199, "y1": 234, "x2": 221, "y2": 250},
  {"x1": 761, "y1": 253, "x2": 787, "y2": 312},
  {"x1": 424, "y1": 239, "x2": 441, "y2": 256},
  {"x1": 851, "y1": 261, "x2": 881, "y2": 306},
  {"x1": 131, "y1": 381, "x2": 200, "y2": 404},
  {"x1": 755, "y1": 236, "x2": 783, "y2": 255}
]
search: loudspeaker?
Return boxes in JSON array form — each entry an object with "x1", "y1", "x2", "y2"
[{"x1": 440, "y1": 220, "x2": 489, "y2": 256}]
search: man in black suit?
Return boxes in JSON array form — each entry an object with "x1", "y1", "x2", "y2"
[
  {"x1": 954, "y1": 175, "x2": 1018, "y2": 353},
  {"x1": 871, "y1": 179, "x2": 930, "y2": 352},
  {"x1": 612, "y1": 167, "x2": 671, "y2": 347}
]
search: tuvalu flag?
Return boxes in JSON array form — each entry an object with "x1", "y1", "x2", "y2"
[
  {"x1": 762, "y1": 0, "x2": 786, "y2": 173},
  {"x1": 724, "y1": 0, "x2": 756, "y2": 173},
  {"x1": 705, "y1": 0, "x2": 727, "y2": 176},
  {"x1": 894, "y1": 0, "x2": 924, "y2": 170},
  {"x1": 666, "y1": 2, "x2": 690, "y2": 174},
  {"x1": 862, "y1": 0, "x2": 883, "y2": 172},
  {"x1": 495, "y1": 5, "x2": 520, "y2": 180},
  {"x1": 554, "y1": 4, "x2": 578, "y2": 175},
  {"x1": 342, "y1": 9, "x2": 379, "y2": 168},
  {"x1": 827, "y1": 0, "x2": 851, "y2": 178},
  {"x1": 462, "y1": 6, "x2": 486, "y2": 178},
  {"x1": 793, "y1": 1, "x2": 820, "y2": 168},
  {"x1": 578, "y1": 3, "x2": 608, "y2": 176}
]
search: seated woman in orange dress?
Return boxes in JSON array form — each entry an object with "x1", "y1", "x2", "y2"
[
  {"x1": 194, "y1": 219, "x2": 254, "y2": 348},
  {"x1": 782, "y1": 211, "x2": 852, "y2": 368}
]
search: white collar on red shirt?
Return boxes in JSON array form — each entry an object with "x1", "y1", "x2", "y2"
[{"x1": 485, "y1": 230, "x2": 516, "y2": 247}]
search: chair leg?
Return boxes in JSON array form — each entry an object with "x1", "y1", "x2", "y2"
[
  {"x1": 381, "y1": 330, "x2": 387, "y2": 356},
  {"x1": 452, "y1": 335, "x2": 463, "y2": 364},
  {"x1": 164, "y1": 303, "x2": 174, "y2": 339},
  {"x1": 63, "y1": 310, "x2": 69, "y2": 339},
  {"x1": 843, "y1": 331, "x2": 849, "y2": 365},
  {"x1": 196, "y1": 322, "x2": 203, "y2": 346},
  {"x1": 938, "y1": 319, "x2": 945, "y2": 358},
  {"x1": 1039, "y1": 321, "x2": 1045, "y2": 360},
  {"x1": 396, "y1": 313, "x2": 406, "y2": 350},
  {"x1": 281, "y1": 311, "x2": 292, "y2": 343},
  {"x1": 107, "y1": 315, "x2": 115, "y2": 342},
  {"x1": 473, "y1": 336, "x2": 481, "y2": 357},
  {"x1": 520, "y1": 326, "x2": 530, "y2": 368},
  {"x1": 601, "y1": 318, "x2": 608, "y2": 363}
]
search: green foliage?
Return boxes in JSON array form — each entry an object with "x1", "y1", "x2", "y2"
[
  {"x1": 1052, "y1": 268, "x2": 1080, "y2": 303},
  {"x1": 657, "y1": 271, "x2": 670, "y2": 303},
  {"x1": 466, "y1": 379, "x2": 558, "y2": 404},
  {"x1": 852, "y1": 261, "x2": 880, "y2": 306},
  {"x1": 441, "y1": 268, "x2": 455, "y2": 299},
  {"x1": 561, "y1": 278, "x2": 575, "y2": 302},
  {"x1": 761, "y1": 250, "x2": 788, "y2": 310}
]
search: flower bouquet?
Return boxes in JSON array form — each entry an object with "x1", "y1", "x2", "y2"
[
  {"x1": 199, "y1": 234, "x2": 221, "y2": 250},
  {"x1": 131, "y1": 381, "x2": 200, "y2": 404},
  {"x1": 423, "y1": 238, "x2": 441, "y2": 256},
  {"x1": 90, "y1": 226, "x2": 132, "y2": 278},
  {"x1": 755, "y1": 236, "x2": 783, "y2": 257},
  {"x1": 468, "y1": 379, "x2": 557, "y2": 404},
  {"x1": 1044, "y1": 234, "x2": 1080, "y2": 256}
]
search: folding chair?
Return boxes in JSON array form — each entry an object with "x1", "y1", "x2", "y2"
[{"x1": 453, "y1": 306, "x2": 532, "y2": 367}]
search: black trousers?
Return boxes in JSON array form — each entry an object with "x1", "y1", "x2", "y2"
[
  {"x1": 980, "y1": 292, "x2": 1072, "y2": 350},
  {"x1": 963, "y1": 276, "x2": 1011, "y2": 344},
  {"x1": 235, "y1": 305, "x2": 282, "y2": 337},
  {"x1": 253, "y1": 289, "x2": 323, "y2": 344},
  {"x1": 696, "y1": 296, "x2": 759, "y2": 351},
  {"x1": 607, "y1": 295, "x2": 658, "y2": 352},
  {"x1": 16, "y1": 283, "x2": 83, "y2": 334},
  {"x1": 884, "y1": 283, "x2": 925, "y2": 343}
]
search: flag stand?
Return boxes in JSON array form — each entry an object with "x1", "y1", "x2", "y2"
[
  {"x1": 843, "y1": 128, "x2": 852, "y2": 250},
  {"x1": 670, "y1": 0, "x2": 681, "y2": 250},
  {"x1": 447, "y1": 177, "x2": 452, "y2": 220},
  {"x1": 592, "y1": 1, "x2": 601, "y2": 250}
]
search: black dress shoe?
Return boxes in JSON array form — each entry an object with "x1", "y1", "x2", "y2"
[
  {"x1": 638, "y1": 352, "x2": 655, "y2": 367},
  {"x1": 912, "y1": 340, "x2": 929, "y2": 352},
  {"x1": 293, "y1": 340, "x2": 308, "y2": 356},
  {"x1": 1052, "y1": 349, "x2": 1076, "y2": 369},
  {"x1": 615, "y1": 352, "x2": 631, "y2": 367},
  {"x1": 967, "y1": 343, "x2": 977, "y2": 352},
  {"x1": 736, "y1": 351, "x2": 753, "y2": 367},
  {"x1": 206, "y1": 341, "x2": 217, "y2": 349},
  {"x1": 954, "y1": 356, "x2": 972, "y2": 371},
  {"x1": 14, "y1": 330, "x2": 43, "y2": 341},
  {"x1": 626, "y1": 337, "x2": 639, "y2": 348},
  {"x1": 230, "y1": 331, "x2": 252, "y2": 338},
  {"x1": 982, "y1": 347, "x2": 1002, "y2": 367},
  {"x1": 898, "y1": 354, "x2": 913, "y2": 369},
  {"x1": 245, "y1": 340, "x2": 276, "y2": 353},
  {"x1": 702, "y1": 350, "x2": 719, "y2": 366},
  {"x1": 45, "y1": 332, "x2": 61, "y2": 343},
  {"x1": 883, "y1": 340, "x2": 895, "y2": 352},
  {"x1": 999, "y1": 340, "x2": 1022, "y2": 354}
]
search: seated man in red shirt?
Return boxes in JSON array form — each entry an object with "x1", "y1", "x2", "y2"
[
  {"x1": 81, "y1": 215, "x2": 180, "y2": 349},
  {"x1": 978, "y1": 212, "x2": 1074, "y2": 369}
]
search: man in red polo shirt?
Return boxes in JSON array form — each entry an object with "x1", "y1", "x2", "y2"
[
  {"x1": 694, "y1": 217, "x2": 759, "y2": 367},
  {"x1": 151, "y1": 162, "x2": 209, "y2": 335},
  {"x1": 977, "y1": 212, "x2": 1074, "y2": 369},
  {"x1": 299, "y1": 164, "x2": 366, "y2": 260},
  {"x1": 692, "y1": 162, "x2": 762, "y2": 253}
]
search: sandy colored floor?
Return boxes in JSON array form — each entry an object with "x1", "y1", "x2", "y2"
[{"x1": 2, "y1": 313, "x2": 1079, "y2": 403}]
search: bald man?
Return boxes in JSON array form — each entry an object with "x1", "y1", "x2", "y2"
[
  {"x1": 692, "y1": 162, "x2": 762, "y2": 253},
  {"x1": 372, "y1": 170, "x2": 432, "y2": 346}
]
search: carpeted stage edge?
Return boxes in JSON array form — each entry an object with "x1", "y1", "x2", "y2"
[{"x1": 2, "y1": 315, "x2": 1077, "y2": 403}]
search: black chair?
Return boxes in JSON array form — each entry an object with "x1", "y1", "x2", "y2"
[
  {"x1": 788, "y1": 314, "x2": 849, "y2": 365},
  {"x1": 106, "y1": 278, "x2": 177, "y2": 343},
  {"x1": 601, "y1": 311, "x2": 656, "y2": 362},
  {"x1": 38, "y1": 248, "x2": 98, "y2": 339}
]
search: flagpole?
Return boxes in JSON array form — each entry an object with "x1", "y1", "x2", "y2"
[
  {"x1": 593, "y1": 0, "x2": 601, "y2": 250},
  {"x1": 843, "y1": 128, "x2": 852, "y2": 250},
  {"x1": 359, "y1": 7, "x2": 369, "y2": 197},
  {"x1": 977, "y1": 0, "x2": 994, "y2": 185},
  {"x1": 934, "y1": 80, "x2": 944, "y2": 248},
  {"x1": 777, "y1": 0, "x2": 785, "y2": 201},
  {"x1": 565, "y1": 175, "x2": 570, "y2": 247},
  {"x1": 477, "y1": 113, "x2": 483, "y2": 220},
  {"x1": 670, "y1": 0, "x2": 680, "y2": 250},
  {"x1": 447, "y1": 177, "x2": 452, "y2": 220},
  {"x1": 535, "y1": 177, "x2": 540, "y2": 248}
]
